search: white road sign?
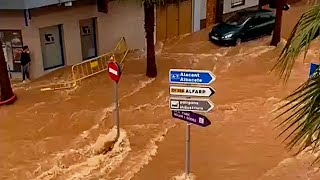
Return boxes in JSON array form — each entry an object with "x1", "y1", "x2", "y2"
[{"x1": 170, "y1": 86, "x2": 215, "y2": 97}]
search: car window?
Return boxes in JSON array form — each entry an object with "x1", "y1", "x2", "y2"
[
  {"x1": 258, "y1": 14, "x2": 273, "y2": 24},
  {"x1": 246, "y1": 17, "x2": 260, "y2": 27},
  {"x1": 224, "y1": 13, "x2": 249, "y2": 26}
]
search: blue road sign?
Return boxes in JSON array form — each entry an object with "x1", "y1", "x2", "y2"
[
  {"x1": 169, "y1": 69, "x2": 216, "y2": 85},
  {"x1": 172, "y1": 110, "x2": 211, "y2": 127},
  {"x1": 309, "y1": 63, "x2": 319, "y2": 77}
]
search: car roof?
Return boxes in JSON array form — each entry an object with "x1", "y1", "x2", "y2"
[{"x1": 237, "y1": 9, "x2": 274, "y2": 17}]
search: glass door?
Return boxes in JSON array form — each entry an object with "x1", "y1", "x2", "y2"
[{"x1": 0, "y1": 30, "x2": 24, "y2": 72}]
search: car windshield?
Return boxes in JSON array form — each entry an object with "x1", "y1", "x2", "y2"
[{"x1": 224, "y1": 13, "x2": 249, "y2": 26}]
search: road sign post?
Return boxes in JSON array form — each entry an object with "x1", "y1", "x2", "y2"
[
  {"x1": 186, "y1": 123, "x2": 190, "y2": 176},
  {"x1": 108, "y1": 55, "x2": 122, "y2": 140},
  {"x1": 168, "y1": 69, "x2": 216, "y2": 178}
]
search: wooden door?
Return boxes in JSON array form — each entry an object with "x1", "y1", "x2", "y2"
[
  {"x1": 155, "y1": 0, "x2": 192, "y2": 42},
  {"x1": 178, "y1": 0, "x2": 192, "y2": 35},
  {"x1": 156, "y1": 6, "x2": 167, "y2": 42},
  {"x1": 166, "y1": 3, "x2": 179, "y2": 39}
]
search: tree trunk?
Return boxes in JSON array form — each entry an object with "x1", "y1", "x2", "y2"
[
  {"x1": 0, "y1": 41, "x2": 16, "y2": 104},
  {"x1": 215, "y1": 0, "x2": 223, "y2": 23},
  {"x1": 144, "y1": 2, "x2": 157, "y2": 78},
  {"x1": 271, "y1": 0, "x2": 285, "y2": 46}
]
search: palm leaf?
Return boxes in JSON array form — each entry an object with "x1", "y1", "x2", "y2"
[
  {"x1": 271, "y1": 4, "x2": 320, "y2": 82},
  {"x1": 274, "y1": 70, "x2": 320, "y2": 156}
]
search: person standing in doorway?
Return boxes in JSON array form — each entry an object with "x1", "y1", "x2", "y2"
[{"x1": 20, "y1": 46, "x2": 31, "y2": 83}]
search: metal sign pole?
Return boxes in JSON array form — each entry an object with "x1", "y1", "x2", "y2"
[
  {"x1": 185, "y1": 122, "x2": 191, "y2": 178},
  {"x1": 114, "y1": 81, "x2": 120, "y2": 140}
]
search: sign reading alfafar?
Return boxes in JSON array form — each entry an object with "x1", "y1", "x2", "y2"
[{"x1": 170, "y1": 85, "x2": 215, "y2": 97}]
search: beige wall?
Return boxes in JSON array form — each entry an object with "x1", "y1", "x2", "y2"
[
  {"x1": 223, "y1": 0, "x2": 259, "y2": 14},
  {"x1": 0, "y1": 1, "x2": 145, "y2": 79}
]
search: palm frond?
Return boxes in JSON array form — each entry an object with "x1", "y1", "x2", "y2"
[
  {"x1": 271, "y1": 4, "x2": 320, "y2": 82},
  {"x1": 274, "y1": 69, "x2": 320, "y2": 156}
]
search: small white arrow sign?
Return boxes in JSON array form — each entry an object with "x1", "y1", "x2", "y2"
[{"x1": 169, "y1": 86, "x2": 215, "y2": 97}]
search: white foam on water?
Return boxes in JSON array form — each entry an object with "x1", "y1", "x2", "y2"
[
  {"x1": 120, "y1": 121, "x2": 176, "y2": 180},
  {"x1": 235, "y1": 46, "x2": 275, "y2": 58},
  {"x1": 35, "y1": 127, "x2": 131, "y2": 180},
  {"x1": 170, "y1": 173, "x2": 196, "y2": 180},
  {"x1": 120, "y1": 78, "x2": 155, "y2": 100},
  {"x1": 123, "y1": 102, "x2": 168, "y2": 112},
  {"x1": 16, "y1": 102, "x2": 46, "y2": 114},
  {"x1": 257, "y1": 147, "x2": 319, "y2": 180},
  {"x1": 156, "y1": 90, "x2": 165, "y2": 99},
  {"x1": 155, "y1": 42, "x2": 164, "y2": 55},
  {"x1": 265, "y1": 97, "x2": 282, "y2": 105}
]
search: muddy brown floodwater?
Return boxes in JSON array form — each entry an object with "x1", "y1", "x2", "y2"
[{"x1": 1, "y1": 1, "x2": 320, "y2": 180}]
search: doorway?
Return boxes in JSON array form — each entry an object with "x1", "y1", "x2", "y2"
[
  {"x1": 156, "y1": 0, "x2": 192, "y2": 42},
  {"x1": 39, "y1": 25, "x2": 65, "y2": 70},
  {"x1": 79, "y1": 18, "x2": 97, "y2": 60}
]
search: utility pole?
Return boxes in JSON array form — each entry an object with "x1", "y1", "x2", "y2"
[{"x1": 271, "y1": 0, "x2": 286, "y2": 46}]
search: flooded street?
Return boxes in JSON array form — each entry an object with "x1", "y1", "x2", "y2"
[{"x1": 1, "y1": 1, "x2": 320, "y2": 180}]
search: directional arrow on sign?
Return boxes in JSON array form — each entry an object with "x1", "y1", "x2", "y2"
[
  {"x1": 169, "y1": 97, "x2": 214, "y2": 112},
  {"x1": 169, "y1": 85, "x2": 215, "y2": 97},
  {"x1": 172, "y1": 110, "x2": 211, "y2": 127},
  {"x1": 169, "y1": 69, "x2": 216, "y2": 85}
]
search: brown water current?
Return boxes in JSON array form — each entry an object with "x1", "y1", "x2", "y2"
[{"x1": 1, "y1": 2, "x2": 320, "y2": 179}]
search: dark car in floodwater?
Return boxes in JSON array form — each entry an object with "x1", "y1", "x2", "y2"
[{"x1": 209, "y1": 9, "x2": 276, "y2": 46}]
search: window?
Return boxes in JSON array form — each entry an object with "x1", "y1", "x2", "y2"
[
  {"x1": 231, "y1": 0, "x2": 245, "y2": 8},
  {"x1": 245, "y1": 17, "x2": 261, "y2": 28},
  {"x1": 1, "y1": 30, "x2": 24, "y2": 72},
  {"x1": 259, "y1": 14, "x2": 273, "y2": 24},
  {"x1": 225, "y1": 13, "x2": 249, "y2": 26}
]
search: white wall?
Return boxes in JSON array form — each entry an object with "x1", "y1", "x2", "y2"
[
  {"x1": 223, "y1": 0, "x2": 259, "y2": 14},
  {"x1": 192, "y1": 0, "x2": 201, "y2": 32},
  {"x1": 193, "y1": 0, "x2": 207, "y2": 32},
  {"x1": 200, "y1": 0, "x2": 207, "y2": 20},
  {"x1": 98, "y1": 1, "x2": 145, "y2": 52}
]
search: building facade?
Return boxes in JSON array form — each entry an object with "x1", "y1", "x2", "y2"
[
  {"x1": 0, "y1": 0, "x2": 145, "y2": 79},
  {"x1": 223, "y1": 0, "x2": 259, "y2": 14},
  {"x1": 1, "y1": 0, "x2": 260, "y2": 80}
]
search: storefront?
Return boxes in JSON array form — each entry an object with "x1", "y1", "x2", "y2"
[{"x1": 0, "y1": 30, "x2": 24, "y2": 72}]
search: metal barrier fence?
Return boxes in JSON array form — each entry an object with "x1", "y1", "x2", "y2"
[
  {"x1": 71, "y1": 52, "x2": 113, "y2": 82},
  {"x1": 40, "y1": 37, "x2": 129, "y2": 91},
  {"x1": 113, "y1": 37, "x2": 129, "y2": 65}
]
